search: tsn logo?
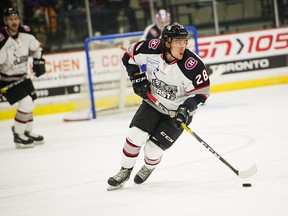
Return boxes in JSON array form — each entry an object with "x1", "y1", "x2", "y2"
[{"x1": 160, "y1": 131, "x2": 174, "y2": 143}]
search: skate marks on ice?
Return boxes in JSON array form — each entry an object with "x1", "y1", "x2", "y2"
[{"x1": 0, "y1": 85, "x2": 288, "y2": 216}]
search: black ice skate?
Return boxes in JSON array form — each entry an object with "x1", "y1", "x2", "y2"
[
  {"x1": 134, "y1": 165, "x2": 155, "y2": 184},
  {"x1": 12, "y1": 126, "x2": 34, "y2": 149},
  {"x1": 107, "y1": 168, "x2": 132, "y2": 191},
  {"x1": 24, "y1": 131, "x2": 44, "y2": 144}
]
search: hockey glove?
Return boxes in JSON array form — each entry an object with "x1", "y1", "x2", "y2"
[
  {"x1": 130, "y1": 73, "x2": 150, "y2": 99},
  {"x1": 173, "y1": 105, "x2": 192, "y2": 130},
  {"x1": 33, "y1": 58, "x2": 46, "y2": 77}
]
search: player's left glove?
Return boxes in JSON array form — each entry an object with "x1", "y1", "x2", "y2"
[
  {"x1": 130, "y1": 73, "x2": 150, "y2": 99},
  {"x1": 173, "y1": 105, "x2": 191, "y2": 130},
  {"x1": 173, "y1": 97, "x2": 199, "y2": 130},
  {"x1": 33, "y1": 58, "x2": 46, "y2": 77}
]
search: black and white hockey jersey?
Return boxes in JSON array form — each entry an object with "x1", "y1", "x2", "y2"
[
  {"x1": 123, "y1": 39, "x2": 210, "y2": 115},
  {"x1": 0, "y1": 25, "x2": 43, "y2": 82},
  {"x1": 140, "y1": 24, "x2": 162, "y2": 40}
]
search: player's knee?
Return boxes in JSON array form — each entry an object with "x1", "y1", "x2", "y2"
[
  {"x1": 127, "y1": 126, "x2": 149, "y2": 147},
  {"x1": 144, "y1": 139, "x2": 164, "y2": 159},
  {"x1": 18, "y1": 96, "x2": 34, "y2": 113}
]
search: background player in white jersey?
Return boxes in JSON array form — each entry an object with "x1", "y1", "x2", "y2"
[
  {"x1": 0, "y1": 7, "x2": 46, "y2": 149},
  {"x1": 107, "y1": 24, "x2": 210, "y2": 190},
  {"x1": 140, "y1": 9, "x2": 171, "y2": 40}
]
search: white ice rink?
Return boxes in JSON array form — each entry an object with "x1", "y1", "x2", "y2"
[{"x1": 1, "y1": 84, "x2": 288, "y2": 216}]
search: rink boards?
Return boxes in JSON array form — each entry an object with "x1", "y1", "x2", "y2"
[{"x1": 0, "y1": 27, "x2": 287, "y2": 120}]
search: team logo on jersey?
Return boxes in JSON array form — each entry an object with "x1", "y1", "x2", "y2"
[
  {"x1": 0, "y1": 33, "x2": 5, "y2": 42},
  {"x1": 185, "y1": 57, "x2": 198, "y2": 70},
  {"x1": 148, "y1": 39, "x2": 160, "y2": 50},
  {"x1": 151, "y1": 69, "x2": 177, "y2": 100},
  {"x1": 152, "y1": 78, "x2": 177, "y2": 100}
]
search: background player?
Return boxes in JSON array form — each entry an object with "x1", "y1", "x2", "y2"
[
  {"x1": 107, "y1": 24, "x2": 210, "y2": 190},
  {"x1": 0, "y1": 7, "x2": 46, "y2": 148},
  {"x1": 140, "y1": 9, "x2": 171, "y2": 40}
]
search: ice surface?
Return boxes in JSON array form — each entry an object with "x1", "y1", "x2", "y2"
[{"x1": 1, "y1": 84, "x2": 288, "y2": 216}]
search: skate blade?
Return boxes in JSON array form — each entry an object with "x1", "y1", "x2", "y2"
[
  {"x1": 15, "y1": 143, "x2": 34, "y2": 149},
  {"x1": 107, "y1": 182, "x2": 125, "y2": 191},
  {"x1": 34, "y1": 140, "x2": 45, "y2": 145}
]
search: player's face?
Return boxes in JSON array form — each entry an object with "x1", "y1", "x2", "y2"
[
  {"x1": 167, "y1": 38, "x2": 187, "y2": 60},
  {"x1": 5, "y1": 16, "x2": 21, "y2": 35}
]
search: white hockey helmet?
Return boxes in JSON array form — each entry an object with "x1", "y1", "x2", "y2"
[{"x1": 155, "y1": 9, "x2": 171, "y2": 30}]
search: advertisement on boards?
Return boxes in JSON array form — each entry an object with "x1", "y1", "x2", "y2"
[
  {"x1": 1, "y1": 27, "x2": 287, "y2": 105},
  {"x1": 199, "y1": 27, "x2": 288, "y2": 84}
]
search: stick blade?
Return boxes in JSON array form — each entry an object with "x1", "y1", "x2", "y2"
[{"x1": 238, "y1": 164, "x2": 257, "y2": 178}]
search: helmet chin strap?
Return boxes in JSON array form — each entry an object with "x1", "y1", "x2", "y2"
[{"x1": 165, "y1": 46, "x2": 180, "y2": 62}]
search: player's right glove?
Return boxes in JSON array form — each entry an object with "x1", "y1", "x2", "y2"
[
  {"x1": 173, "y1": 104, "x2": 191, "y2": 130},
  {"x1": 130, "y1": 73, "x2": 150, "y2": 99},
  {"x1": 33, "y1": 58, "x2": 46, "y2": 77}
]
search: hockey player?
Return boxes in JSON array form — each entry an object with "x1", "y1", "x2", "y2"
[
  {"x1": 107, "y1": 24, "x2": 210, "y2": 190},
  {"x1": 140, "y1": 9, "x2": 171, "y2": 40},
  {"x1": 0, "y1": 7, "x2": 46, "y2": 149}
]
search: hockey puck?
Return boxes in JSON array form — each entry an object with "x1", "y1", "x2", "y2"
[{"x1": 242, "y1": 183, "x2": 252, "y2": 187}]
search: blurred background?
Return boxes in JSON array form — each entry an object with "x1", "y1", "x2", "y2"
[{"x1": 1, "y1": 0, "x2": 287, "y2": 54}]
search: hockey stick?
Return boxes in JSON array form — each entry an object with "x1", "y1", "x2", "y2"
[{"x1": 146, "y1": 92, "x2": 257, "y2": 178}]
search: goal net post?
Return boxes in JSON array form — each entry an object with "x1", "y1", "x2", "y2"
[
  {"x1": 86, "y1": 31, "x2": 144, "y2": 119},
  {"x1": 64, "y1": 26, "x2": 198, "y2": 121}
]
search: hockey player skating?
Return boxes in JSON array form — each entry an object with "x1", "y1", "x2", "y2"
[
  {"x1": 0, "y1": 7, "x2": 46, "y2": 149},
  {"x1": 140, "y1": 9, "x2": 171, "y2": 40},
  {"x1": 107, "y1": 24, "x2": 210, "y2": 190}
]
